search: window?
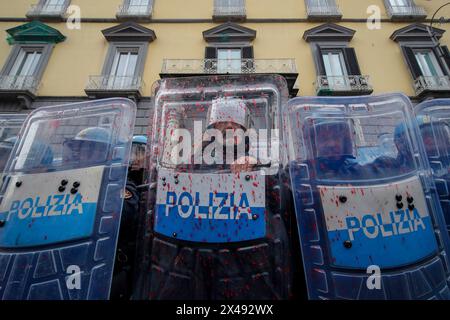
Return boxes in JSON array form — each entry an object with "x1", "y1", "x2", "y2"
[
  {"x1": 384, "y1": 0, "x2": 426, "y2": 20},
  {"x1": 213, "y1": 0, "x2": 246, "y2": 21},
  {"x1": 128, "y1": 0, "x2": 150, "y2": 14},
  {"x1": 27, "y1": 0, "x2": 69, "y2": 19},
  {"x1": 322, "y1": 50, "x2": 348, "y2": 88},
  {"x1": 0, "y1": 22, "x2": 65, "y2": 108},
  {"x1": 389, "y1": 0, "x2": 408, "y2": 6},
  {"x1": 303, "y1": 23, "x2": 373, "y2": 95},
  {"x1": 391, "y1": 24, "x2": 450, "y2": 97},
  {"x1": 9, "y1": 49, "x2": 42, "y2": 78},
  {"x1": 42, "y1": 0, "x2": 66, "y2": 13},
  {"x1": 414, "y1": 50, "x2": 445, "y2": 78},
  {"x1": 86, "y1": 22, "x2": 156, "y2": 98},
  {"x1": 117, "y1": 0, "x2": 153, "y2": 20},
  {"x1": 108, "y1": 49, "x2": 139, "y2": 88},
  {"x1": 217, "y1": 48, "x2": 242, "y2": 73},
  {"x1": 305, "y1": 0, "x2": 342, "y2": 20},
  {"x1": 1, "y1": 45, "x2": 50, "y2": 93}
]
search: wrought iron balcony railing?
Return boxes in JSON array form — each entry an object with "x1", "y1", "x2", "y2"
[
  {"x1": 27, "y1": 1, "x2": 68, "y2": 18},
  {"x1": 315, "y1": 75, "x2": 373, "y2": 95},
  {"x1": 86, "y1": 75, "x2": 144, "y2": 92},
  {"x1": 161, "y1": 59, "x2": 297, "y2": 75},
  {"x1": 116, "y1": 2, "x2": 153, "y2": 19},
  {"x1": 305, "y1": 0, "x2": 342, "y2": 19},
  {"x1": 0, "y1": 75, "x2": 40, "y2": 95},
  {"x1": 414, "y1": 75, "x2": 450, "y2": 96},
  {"x1": 384, "y1": 1, "x2": 427, "y2": 20},
  {"x1": 213, "y1": 0, "x2": 246, "y2": 19}
]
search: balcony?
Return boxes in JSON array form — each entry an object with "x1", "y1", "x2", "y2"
[
  {"x1": 213, "y1": 0, "x2": 246, "y2": 22},
  {"x1": 160, "y1": 58, "x2": 298, "y2": 96},
  {"x1": 26, "y1": 1, "x2": 68, "y2": 21},
  {"x1": 0, "y1": 75, "x2": 40, "y2": 108},
  {"x1": 305, "y1": 0, "x2": 342, "y2": 20},
  {"x1": 85, "y1": 75, "x2": 145, "y2": 100},
  {"x1": 116, "y1": 2, "x2": 153, "y2": 22},
  {"x1": 315, "y1": 75, "x2": 373, "y2": 96},
  {"x1": 414, "y1": 75, "x2": 450, "y2": 98},
  {"x1": 0, "y1": 75, "x2": 39, "y2": 97},
  {"x1": 384, "y1": 1, "x2": 427, "y2": 21}
]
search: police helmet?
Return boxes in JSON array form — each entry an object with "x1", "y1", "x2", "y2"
[
  {"x1": 132, "y1": 135, "x2": 147, "y2": 145},
  {"x1": 207, "y1": 97, "x2": 249, "y2": 130},
  {"x1": 73, "y1": 127, "x2": 111, "y2": 145},
  {"x1": 312, "y1": 119, "x2": 354, "y2": 159}
]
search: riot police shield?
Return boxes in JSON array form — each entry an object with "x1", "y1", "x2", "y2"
[
  {"x1": 0, "y1": 114, "x2": 27, "y2": 178},
  {"x1": 416, "y1": 99, "x2": 450, "y2": 238},
  {"x1": 0, "y1": 98, "x2": 136, "y2": 300},
  {"x1": 284, "y1": 93, "x2": 450, "y2": 300},
  {"x1": 136, "y1": 75, "x2": 292, "y2": 300}
]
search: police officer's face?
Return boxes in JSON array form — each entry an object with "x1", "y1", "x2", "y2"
[
  {"x1": 421, "y1": 128, "x2": 437, "y2": 155},
  {"x1": 213, "y1": 122, "x2": 244, "y2": 145},
  {"x1": 64, "y1": 140, "x2": 107, "y2": 165},
  {"x1": 130, "y1": 144, "x2": 146, "y2": 171},
  {"x1": 317, "y1": 136, "x2": 346, "y2": 158}
]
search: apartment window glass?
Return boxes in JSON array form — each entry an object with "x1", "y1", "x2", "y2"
[
  {"x1": 217, "y1": 48, "x2": 241, "y2": 73},
  {"x1": 414, "y1": 50, "x2": 444, "y2": 77},
  {"x1": 128, "y1": 0, "x2": 149, "y2": 14},
  {"x1": 314, "y1": 0, "x2": 331, "y2": 7},
  {"x1": 42, "y1": 0, "x2": 65, "y2": 13},
  {"x1": 389, "y1": 0, "x2": 408, "y2": 5},
  {"x1": 322, "y1": 50, "x2": 348, "y2": 87},
  {"x1": 219, "y1": 0, "x2": 243, "y2": 8},
  {"x1": 7, "y1": 49, "x2": 42, "y2": 88},
  {"x1": 9, "y1": 49, "x2": 42, "y2": 77},
  {"x1": 109, "y1": 50, "x2": 138, "y2": 88}
]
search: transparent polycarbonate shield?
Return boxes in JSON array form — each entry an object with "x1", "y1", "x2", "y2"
[
  {"x1": 0, "y1": 114, "x2": 27, "y2": 177},
  {"x1": 416, "y1": 99, "x2": 450, "y2": 237},
  {"x1": 0, "y1": 98, "x2": 136, "y2": 300},
  {"x1": 284, "y1": 93, "x2": 450, "y2": 300},
  {"x1": 138, "y1": 75, "x2": 292, "y2": 300}
]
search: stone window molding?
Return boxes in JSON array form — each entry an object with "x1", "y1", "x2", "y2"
[
  {"x1": 0, "y1": 22, "x2": 66, "y2": 108},
  {"x1": 116, "y1": 0, "x2": 154, "y2": 22},
  {"x1": 303, "y1": 23, "x2": 372, "y2": 95},
  {"x1": 85, "y1": 22, "x2": 156, "y2": 99},
  {"x1": 100, "y1": 22, "x2": 156, "y2": 78},
  {"x1": 26, "y1": 0, "x2": 71, "y2": 21},
  {"x1": 203, "y1": 22, "x2": 256, "y2": 44},
  {"x1": 391, "y1": 23, "x2": 450, "y2": 98}
]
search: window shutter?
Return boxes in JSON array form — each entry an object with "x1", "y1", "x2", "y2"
[
  {"x1": 441, "y1": 45, "x2": 450, "y2": 75},
  {"x1": 402, "y1": 46, "x2": 423, "y2": 79},
  {"x1": 242, "y1": 46, "x2": 254, "y2": 71},
  {"x1": 205, "y1": 46, "x2": 217, "y2": 59},
  {"x1": 204, "y1": 47, "x2": 217, "y2": 72},
  {"x1": 316, "y1": 45, "x2": 326, "y2": 76},
  {"x1": 242, "y1": 46, "x2": 254, "y2": 59},
  {"x1": 343, "y1": 47, "x2": 361, "y2": 76}
]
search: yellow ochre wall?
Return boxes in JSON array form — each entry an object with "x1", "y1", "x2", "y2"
[{"x1": 0, "y1": 0, "x2": 449, "y2": 97}]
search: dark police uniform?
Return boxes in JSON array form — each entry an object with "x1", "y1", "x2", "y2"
[{"x1": 111, "y1": 181, "x2": 140, "y2": 300}]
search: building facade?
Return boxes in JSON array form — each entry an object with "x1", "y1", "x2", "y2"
[{"x1": 0, "y1": 0, "x2": 449, "y2": 135}]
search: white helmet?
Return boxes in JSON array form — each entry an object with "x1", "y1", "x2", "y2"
[{"x1": 207, "y1": 97, "x2": 249, "y2": 130}]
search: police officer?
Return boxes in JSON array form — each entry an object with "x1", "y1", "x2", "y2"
[
  {"x1": 200, "y1": 97, "x2": 256, "y2": 172},
  {"x1": 128, "y1": 135, "x2": 148, "y2": 186},
  {"x1": 111, "y1": 136, "x2": 143, "y2": 300},
  {"x1": 312, "y1": 120, "x2": 364, "y2": 179},
  {"x1": 370, "y1": 123, "x2": 415, "y2": 177},
  {"x1": 148, "y1": 97, "x2": 292, "y2": 300},
  {"x1": 62, "y1": 126, "x2": 140, "y2": 300}
]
